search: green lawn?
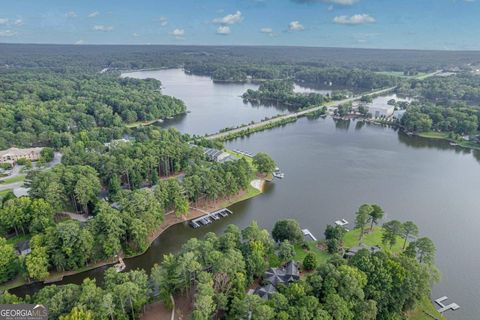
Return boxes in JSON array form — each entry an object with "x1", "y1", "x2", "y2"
[
  {"x1": 226, "y1": 149, "x2": 254, "y2": 165},
  {"x1": 418, "y1": 131, "x2": 480, "y2": 151},
  {"x1": 0, "y1": 189, "x2": 13, "y2": 199},
  {"x1": 417, "y1": 131, "x2": 449, "y2": 139},
  {"x1": 405, "y1": 295, "x2": 446, "y2": 320},
  {"x1": 293, "y1": 242, "x2": 330, "y2": 266},
  {"x1": 0, "y1": 175, "x2": 26, "y2": 185},
  {"x1": 343, "y1": 226, "x2": 405, "y2": 254},
  {"x1": 215, "y1": 184, "x2": 261, "y2": 209}
]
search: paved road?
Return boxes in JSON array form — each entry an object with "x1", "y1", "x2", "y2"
[
  {"x1": 206, "y1": 86, "x2": 396, "y2": 141},
  {"x1": 0, "y1": 181, "x2": 23, "y2": 192}
]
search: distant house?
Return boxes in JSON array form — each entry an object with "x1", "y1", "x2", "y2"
[
  {"x1": 255, "y1": 261, "x2": 300, "y2": 299},
  {"x1": 203, "y1": 148, "x2": 235, "y2": 163},
  {"x1": 344, "y1": 245, "x2": 381, "y2": 258},
  {"x1": 16, "y1": 240, "x2": 31, "y2": 255},
  {"x1": 368, "y1": 105, "x2": 395, "y2": 118},
  {"x1": 0, "y1": 147, "x2": 43, "y2": 164}
]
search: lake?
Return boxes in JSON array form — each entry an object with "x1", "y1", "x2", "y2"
[{"x1": 15, "y1": 69, "x2": 480, "y2": 319}]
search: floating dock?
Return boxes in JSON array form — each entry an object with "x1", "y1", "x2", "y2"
[
  {"x1": 434, "y1": 296, "x2": 460, "y2": 314},
  {"x1": 302, "y1": 229, "x2": 317, "y2": 241},
  {"x1": 189, "y1": 208, "x2": 233, "y2": 228}
]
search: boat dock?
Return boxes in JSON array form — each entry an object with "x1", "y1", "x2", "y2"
[
  {"x1": 434, "y1": 296, "x2": 460, "y2": 314},
  {"x1": 302, "y1": 229, "x2": 317, "y2": 241},
  {"x1": 232, "y1": 149, "x2": 255, "y2": 158},
  {"x1": 189, "y1": 208, "x2": 233, "y2": 228}
]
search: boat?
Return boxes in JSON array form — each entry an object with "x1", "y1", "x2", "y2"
[
  {"x1": 334, "y1": 219, "x2": 349, "y2": 227},
  {"x1": 273, "y1": 171, "x2": 285, "y2": 179},
  {"x1": 449, "y1": 142, "x2": 459, "y2": 146}
]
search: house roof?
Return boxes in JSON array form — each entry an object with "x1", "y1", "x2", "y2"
[
  {"x1": 255, "y1": 284, "x2": 277, "y2": 299},
  {"x1": 263, "y1": 261, "x2": 300, "y2": 286},
  {"x1": 13, "y1": 187, "x2": 30, "y2": 198},
  {"x1": 16, "y1": 240, "x2": 30, "y2": 252},
  {"x1": 284, "y1": 261, "x2": 299, "y2": 277},
  {"x1": 0, "y1": 147, "x2": 43, "y2": 158}
]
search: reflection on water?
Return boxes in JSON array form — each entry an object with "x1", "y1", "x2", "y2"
[{"x1": 122, "y1": 69, "x2": 300, "y2": 135}]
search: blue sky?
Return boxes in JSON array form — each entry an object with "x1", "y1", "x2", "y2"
[{"x1": 0, "y1": 0, "x2": 479, "y2": 50}]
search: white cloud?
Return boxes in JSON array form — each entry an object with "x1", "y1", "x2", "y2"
[
  {"x1": 132, "y1": 32, "x2": 140, "y2": 37},
  {"x1": 0, "y1": 18, "x2": 24, "y2": 26},
  {"x1": 333, "y1": 14, "x2": 375, "y2": 25},
  {"x1": 326, "y1": 0, "x2": 358, "y2": 5},
  {"x1": 88, "y1": 11, "x2": 100, "y2": 18},
  {"x1": 288, "y1": 21, "x2": 304, "y2": 31},
  {"x1": 260, "y1": 27, "x2": 273, "y2": 34},
  {"x1": 65, "y1": 11, "x2": 77, "y2": 18},
  {"x1": 216, "y1": 26, "x2": 231, "y2": 35},
  {"x1": 213, "y1": 11, "x2": 243, "y2": 25},
  {"x1": 93, "y1": 25, "x2": 114, "y2": 32},
  {"x1": 0, "y1": 30, "x2": 17, "y2": 37},
  {"x1": 171, "y1": 28, "x2": 185, "y2": 39},
  {"x1": 75, "y1": 40, "x2": 85, "y2": 45},
  {"x1": 159, "y1": 16, "x2": 168, "y2": 27}
]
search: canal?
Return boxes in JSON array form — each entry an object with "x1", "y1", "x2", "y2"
[{"x1": 15, "y1": 69, "x2": 480, "y2": 319}]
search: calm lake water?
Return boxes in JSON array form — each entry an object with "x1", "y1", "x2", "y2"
[
  {"x1": 121, "y1": 69, "x2": 291, "y2": 135},
  {"x1": 15, "y1": 69, "x2": 480, "y2": 319}
]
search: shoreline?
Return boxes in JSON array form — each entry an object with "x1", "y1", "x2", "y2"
[
  {"x1": 1, "y1": 179, "x2": 266, "y2": 292},
  {"x1": 415, "y1": 131, "x2": 480, "y2": 151}
]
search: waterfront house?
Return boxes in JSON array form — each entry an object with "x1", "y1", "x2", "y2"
[
  {"x1": 203, "y1": 147, "x2": 235, "y2": 163},
  {"x1": 255, "y1": 261, "x2": 300, "y2": 299},
  {"x1": 367, "y1": 105, "x2": 395, "y2": 118}
]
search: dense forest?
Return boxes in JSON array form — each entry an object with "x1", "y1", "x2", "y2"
[
  {"x1": 1, "y1": 215, "x2": 438, "y2": 320},
  {"x1": 186, "y1": 62, "x2": 398, "y2": 90},
  {"x1": 2, "y1": 44, "x2": 480, "y2": 72},
  {"x1": 0, "y1": 128, "x2": 263, "y2": 283},
  {"x1": 401, "y1": 103, "x2": 479, "y2": 135},
  {"x1": 0, "y1": 70, "x2": 186, "y2": 149},
  {"x1": 242, "y1": 80, "x2": 327, "y2": 109},
  {"x1": 397, "y1": 73, "x2": 480, "y2": 106}
]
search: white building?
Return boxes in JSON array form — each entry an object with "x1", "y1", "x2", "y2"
[
  {"x1": 368, "y1": 105, "x2": 395, "y2": 118},
  {"x1": 0, "y1": 147, "x2": 43, "y2": 164}
]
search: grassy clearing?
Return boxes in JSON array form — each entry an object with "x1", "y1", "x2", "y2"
[
  {"x1": 343, "y1": 226, "x2": 405, "y2": 254},
  {"x1": 405, "y1": 295, "x2": 446, "y2": 320},
  {"x1": 293, "y1": 242, "x2": 330, "y2": 265},
  {"x1": 418, "y1": 131, "x2": 480, "y2": 150},
  {"x1": 0, "y1": 189, "x2": 13, "y2": 199},
  {"x1": 215, "y1": 184, "x2": 262, "y2": 209},
  {"x1": 226, "y1": 149, "x2": 254, "y2": 165},
  {"x1": 125, "y1": 118, "x2": 163, "y2": 128},
  {"x1": 0, "y1": 175, "x2": 26, "y2": 185}
]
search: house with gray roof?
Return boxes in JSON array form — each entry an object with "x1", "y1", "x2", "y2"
[{"x1": 255, "y1": 261, "x2": 300, "y2": 300}]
